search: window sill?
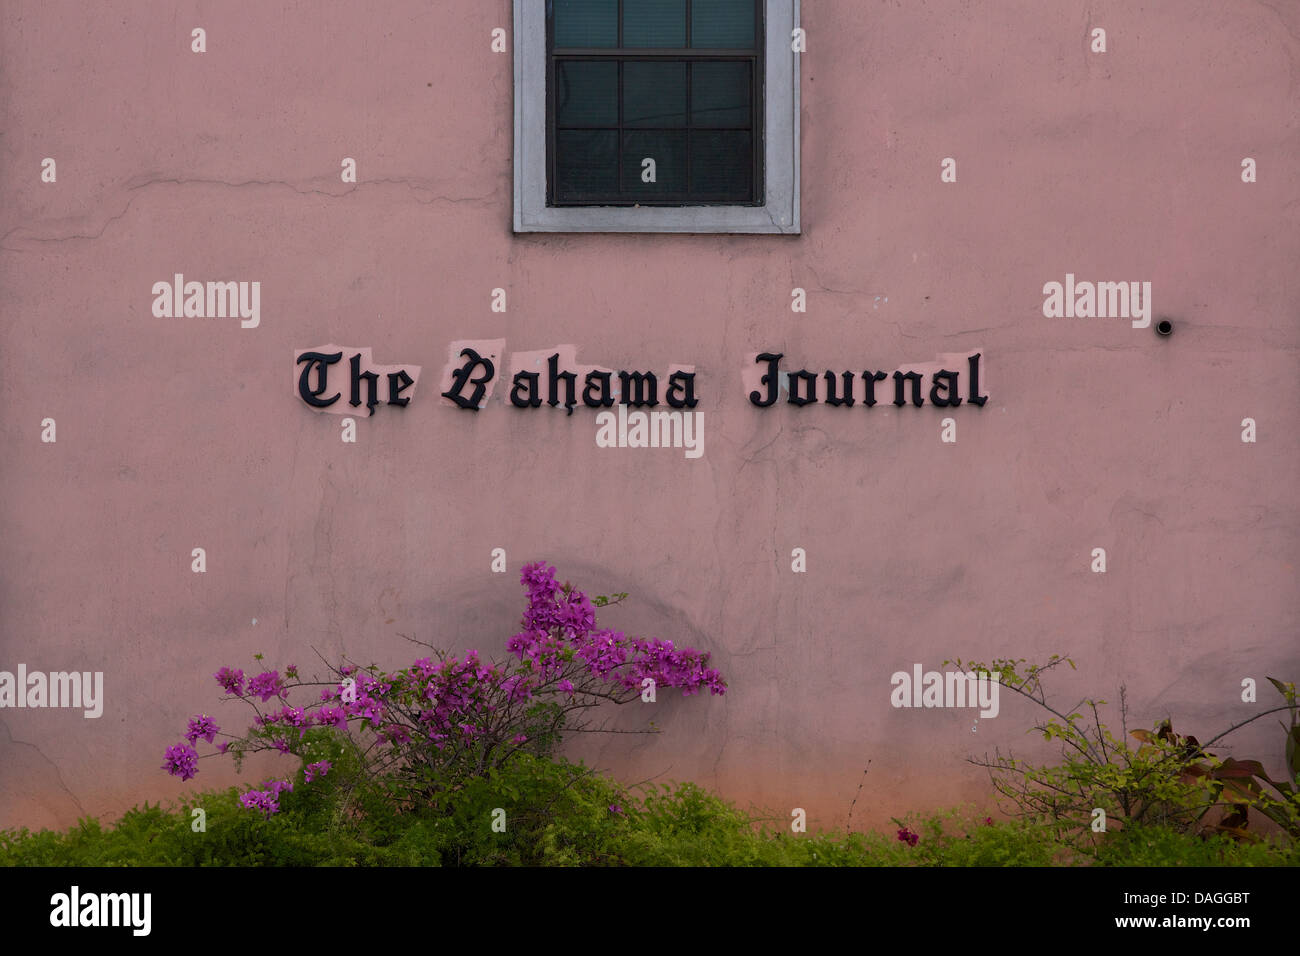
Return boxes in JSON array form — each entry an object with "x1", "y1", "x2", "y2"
[{"x1": 514, "y1": 203, "x2": 799, "y2": 234}]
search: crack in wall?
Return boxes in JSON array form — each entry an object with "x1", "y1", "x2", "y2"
[
  {"x1": 1, "y1": 178, "x2": 498, "y2": 250},
  {"x1": 0, "y1": 718, "x2": 88, "y2": 818}
]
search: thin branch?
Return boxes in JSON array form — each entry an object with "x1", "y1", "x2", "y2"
[{"x1": 1200, "y1": 705, "x2": 1293, "y2": 748}]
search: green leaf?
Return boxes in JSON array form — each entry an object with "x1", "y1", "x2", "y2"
[{"x1": 1263, "y1": 676, "x2": 1294, "y2": 707}]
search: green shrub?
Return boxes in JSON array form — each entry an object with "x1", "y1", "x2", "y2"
[
  {"x1": 4, "y1": 759, "x2": 1296, "y2": 867},
  {"x1": 949, "y1": 655, "x2": 1300, "y2": 848}
]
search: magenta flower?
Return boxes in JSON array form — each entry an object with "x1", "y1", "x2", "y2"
[
  {"x1": 381, "y1": 724, "x2": 411, "y2": 745},
  {"x1": 351, "y1": 695, "x2": 384, "y2": 723},
  {"x1": 247, "y1": 670, "x2": 284, "y2": 702},
  {"x1": 896, "y1": 827, "x2": 919, "y2": 847},
  {"x1": 507, "y1": 565, "x2": 726, "y2": 698},
  {"x1": 312, "y1": 705, "x2": 347, "y2": 729},
  {"x1": 214, "y1": 667, "x2": 245, "y2": 697},
  {"x1": 240, "y1": 789, "x2": 280, "y2": 818},
  {"x1": 162, "y1": 743, "x2": 199, "y2": 781},
  {"x1": 173, "y1": 563, "x2": 728, "y2": 805},
  {"x1": 184, "y1": 714, "x2": 220, "y2": 745}
]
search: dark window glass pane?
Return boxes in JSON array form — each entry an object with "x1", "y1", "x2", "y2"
[
  {"x1": 554, "y1": 0, "x2": 617, "y2": 47},
  {"x1": 548, "y1": 1, "x2": 761, "y2": 205},
  {"x1": 690, "y1": 130, "x2": 752, "y2": 199},
  {"x1": 623, "y1": 130, "x2": 688, "y2": 196},
  {"x1": 556, "y1": 130, "x2": 619, "y2": 199},
  {"x1": 691, "y1": 0, "x2": 756, "y2": 48},
  {"x1": 556, "y1": 61, "x2": 618, "y2": 126},
  {"x1": 624, "y1": 0, "x2": 687, "y2": 47},
  {"x1": 623, "y1": 61, "x2": 687, "y2": 128},
  {"x1": 690, "y1": 61, "x2": 750, "y2": 127}
]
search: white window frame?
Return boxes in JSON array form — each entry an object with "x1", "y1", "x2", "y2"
[{"x1": 513, "y1": 0, "x2": 800, "y2": 234}]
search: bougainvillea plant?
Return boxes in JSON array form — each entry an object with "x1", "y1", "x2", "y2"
[{"x1": 162, "y1": 562, "x2": 726, "y2": 815}]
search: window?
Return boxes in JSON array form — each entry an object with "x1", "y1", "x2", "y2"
[
  {"x1": 514, "y1": 0, "x2": 800, "y2": 233},
  {"x1": 549, "y1": 0, "x2": 763, "y2": 206}
]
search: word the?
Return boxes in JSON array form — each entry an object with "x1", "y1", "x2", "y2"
[
  {"x1": 1042, "y1": 273, "x2": 1152, "y2": 328},
  {"x1": 295, "y1": 346, "x2": 421, "y2": 416},
  {"x1": 151, "y1": 274, "x2": 260, "y2": 328},
  {"x1": 50, "y1": 886, "x2": 150, "y2": 936},
  {"x1": 594, "y1": 405, "x2": 703, "y2": 459},
  {"x1": 890, "y1": 664, "x2": 1000, "y2": 718},
  {"x1": 0, "y1": 665, "x2": 103, "y2": 718}
]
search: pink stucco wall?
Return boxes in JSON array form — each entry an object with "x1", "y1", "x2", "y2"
[{"x1": 2, "y1": 0, "x2": 1297, "y2": 834}]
